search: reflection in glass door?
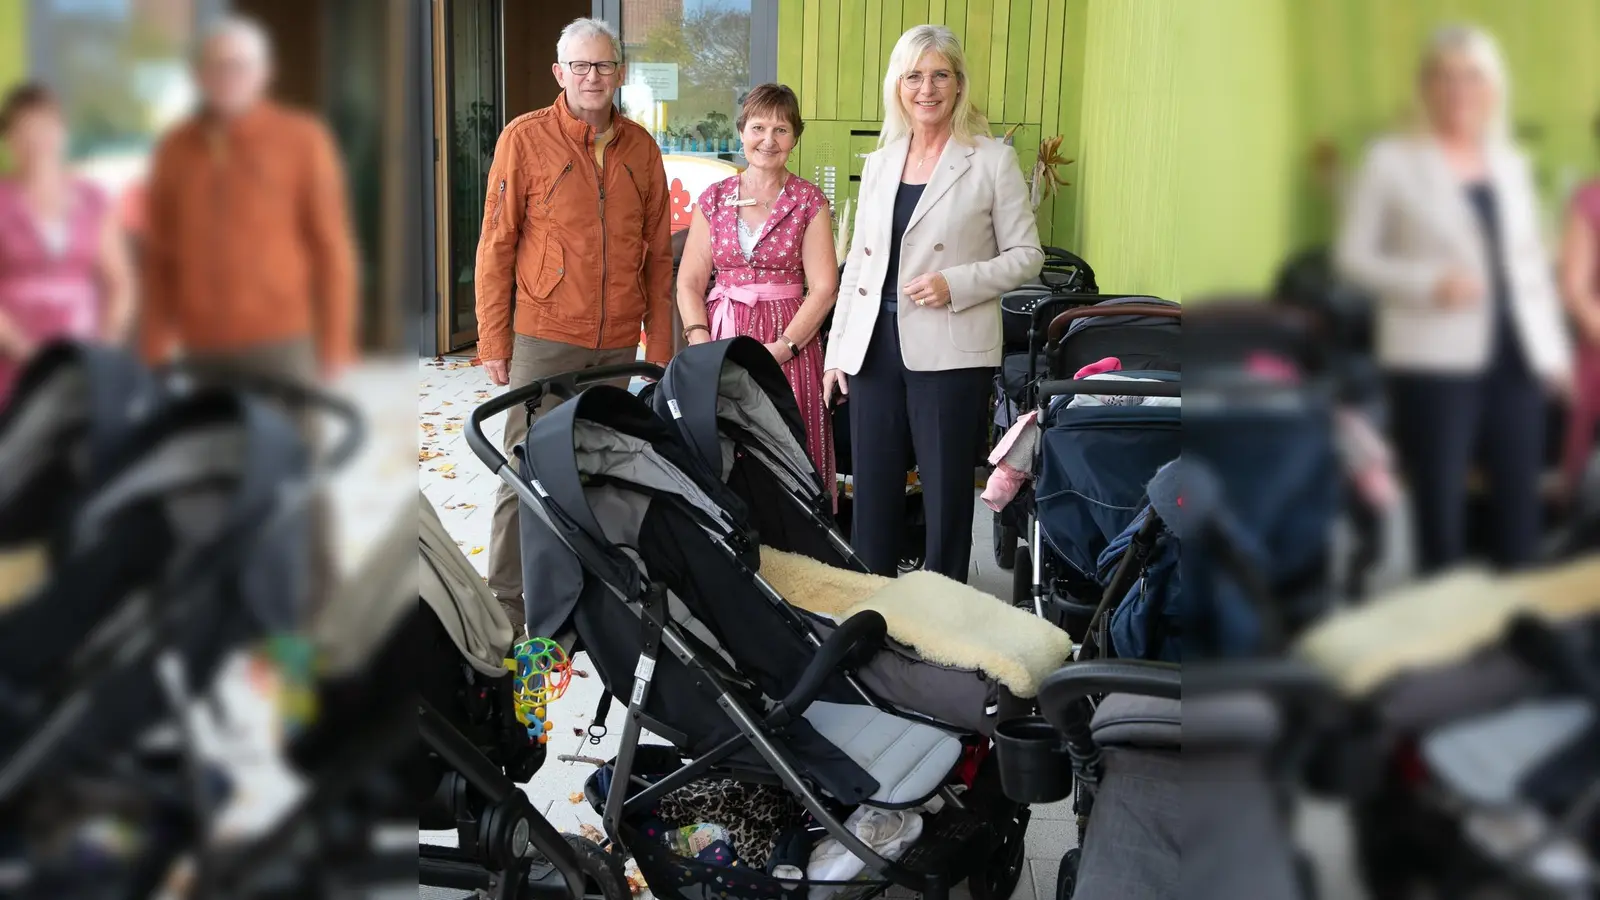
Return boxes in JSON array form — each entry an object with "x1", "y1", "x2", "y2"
[{"x1": 441, "y1": 0, "x2": 502, "y2": 351}]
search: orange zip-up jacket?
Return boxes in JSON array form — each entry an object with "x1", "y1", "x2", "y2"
[
  {"x1": 139, "y1": 101, "x2": 357, "y2": 370},
  {"x1": 474, "y1": 94, "x2": 674, "y2": 364}
]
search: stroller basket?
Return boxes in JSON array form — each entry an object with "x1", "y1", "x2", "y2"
[{"x1": 582, "y1": 747, "x2": 1017, "y2": 900}]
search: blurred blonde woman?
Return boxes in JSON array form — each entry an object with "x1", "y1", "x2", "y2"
[
  {"x1": 823, "y1": 25, "x2": 1042, "y2": 581},
  {"x1": 1336, "y1": 25, "x2": 1572, "y2": 574}
]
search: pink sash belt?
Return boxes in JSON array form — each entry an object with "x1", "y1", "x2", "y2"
[{"x1": 706, "y1": 281, "x2": 804, "y2": 340}]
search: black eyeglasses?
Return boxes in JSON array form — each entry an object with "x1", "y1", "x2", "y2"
[{"x1": 563, "y1": 60, "x2": 619, "y2": 76}]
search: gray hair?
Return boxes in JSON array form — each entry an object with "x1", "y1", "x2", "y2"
[
  {"x1": 198, "y1": 13, "x2": 273, "y2": 65},
  {"x1": 557, "y1": 18, "x2": 621, "y2": 63}
]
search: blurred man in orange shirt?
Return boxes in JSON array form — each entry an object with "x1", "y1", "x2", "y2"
[{"x1": 140, "y1": 14, "x2": 358, "y2": 618}]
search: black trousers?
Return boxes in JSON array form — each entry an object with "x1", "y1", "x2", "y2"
[
  {"x1": 849, "y1": 307, "x2": 991, "y2": 581},
  {"x1": 1387, "y1": 354, "x2": 1545, "y2": 575}
]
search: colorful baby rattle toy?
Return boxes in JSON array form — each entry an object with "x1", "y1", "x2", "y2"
[{"x1": 505, "y1": 636, "x2": 574, "y2": 744}]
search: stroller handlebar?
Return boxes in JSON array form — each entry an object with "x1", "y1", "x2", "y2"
[
  {"x1": 466, "y1": 362, "x2": 667, "y2": 474},
  {"x1": 1046, "y1": 302, "x2": 1181, "y2": 344},
  {"x1": 165, "y1": 366, "x2": 366, "y2": 473},
  {"x1": 1038, "y1": 660, "x2": 1181, "y2": 727}
]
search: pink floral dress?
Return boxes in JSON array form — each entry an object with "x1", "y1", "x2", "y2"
[
  {"x1": 0, "y1": 178, "x2": 108, "y2": 409},
  {"x1": 696, "y1": 174, "x2": 835, "y2": 504}
]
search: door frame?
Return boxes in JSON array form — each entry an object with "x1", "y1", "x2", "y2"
[{"x1": 433, "y1": 0, "x2": 505, "y2": 354}]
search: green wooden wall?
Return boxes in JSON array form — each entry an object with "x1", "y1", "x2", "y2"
[
  {"x1": 1287, "y1": 0, "x2": 1600, "y2": 249},
  {"x1": 776, "y1": 0, "x2": 1088, "y2": 250},
  {"x1": 0, "y1": 0, "x2": 25, "y2": 95}
]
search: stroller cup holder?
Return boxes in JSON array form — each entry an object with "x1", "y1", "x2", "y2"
[{"x1": 993, "y1": 716, "x2": 1074, "y2": 804}]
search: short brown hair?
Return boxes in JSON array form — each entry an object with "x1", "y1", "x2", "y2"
[
  {"x1": 0, "y1": 83, "x2": 59, "y2": 132},
  {"x1": 737, "y1": 83, "x2": 804, "y2": 138}
]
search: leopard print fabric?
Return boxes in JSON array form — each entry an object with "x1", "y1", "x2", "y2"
[{"x1": 654, "y1": 779, "x2": 807, "y2": 867}]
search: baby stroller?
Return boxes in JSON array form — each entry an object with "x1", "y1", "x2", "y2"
[
  {"x1": 0, "y1": 341, "x2": 360, "y2": 897},
  {"x1": 1294, "y1": 555, "x2": 1600, "y2": 899},
  {"x1": 1005, "y1": 299, "x2": 1182, "y2": 638},
  {"x1": 416, "y1": 490, "x2": 628, "y2": 900},
  {"x1": 649, "y1": 336, "x2": 1071, "y2": 736},
  {"x1": 466, "y1": 367, "x2": 1068, "y2": 900}
]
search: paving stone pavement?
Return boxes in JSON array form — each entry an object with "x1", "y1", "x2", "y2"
[{"x1": 417, "y1": 354, "x2": 1074, "y2": 900}]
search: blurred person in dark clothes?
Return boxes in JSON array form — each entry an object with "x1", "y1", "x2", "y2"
[
  {"x1": 1558, "y1": 113, "x2": 1600, "y2": 500},
  {"x1": 139, "y1": 15, "x2": 358, "y2": 619},
  {"x1": 1336, "y1": 25, "x2": 1572, "y2": 576},
  {"x1": 474, "y1": 17, "x2": 674, "y2": 634},
  {"x1": 0, "y1": 83, "x2": 134, "y2": 410}
]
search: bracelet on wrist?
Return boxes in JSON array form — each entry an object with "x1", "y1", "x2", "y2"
[
  {"x1": 779, "y1": 334, "x2": 800, "y2": 357},
  {"x1": 684, "y1": 323, "x2": 710, "y2": 341}
]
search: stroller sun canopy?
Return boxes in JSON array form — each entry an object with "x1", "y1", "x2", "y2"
[{"x1": 651, "y1": 337, "x2": 822, "y2": 499}]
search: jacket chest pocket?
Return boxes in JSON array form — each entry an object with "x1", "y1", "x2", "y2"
[{"x1": 530, "y1": 161, "x2": 576, "y2": 217}]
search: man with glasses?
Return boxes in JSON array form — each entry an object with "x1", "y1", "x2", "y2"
[{"x1": 475, "y1": 17, "x2": 674, "y2": 635}]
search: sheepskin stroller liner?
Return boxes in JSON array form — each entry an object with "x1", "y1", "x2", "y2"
[
  {"x1": 466, "y1": 377, "x2": 1030, "y2": 900},
  {"x1": 648, "y1": 337, "x2": 1054, "y2": 736},
  {"x1": 0, "y1": 341, "x2": 357, "y2": 898}
]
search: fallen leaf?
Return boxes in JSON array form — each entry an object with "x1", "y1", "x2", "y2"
[
  {"x1": 571, "y1": 668, "x2": 590, "y2": 679},
  {"x1": 437, "y1": 463, "x2": 456, "y2": 473},
  {"x1": 440, "y1": 400, "x2": 453, "y2": 406},
  {"x1": 579, "y1": 824, "x2": 605, "y2": 845},
  {"x1": 434, "y1": 356, "x2": 444, "y2": 363},
  {"x1": 572, "y1": 727, "x2": 585, "y2": 736},
  {"x1": 424, "y1": 411, "x2": 442, "y2": 416},
  {"x1": 447, "y1": 415, "x2": 464, "y2": 421},
  {"x1": 458, "y1": 503, "x2": 477, "y2": 510},
  {"x1": 469, "y1": 546, "x2": 483, "y2": 555},
  {"x1": 568, "y1": 792, "x2": 584, "y2": 804},
  {"x1": 442, "y1": 472, "x2": 457, "y2": 479}
]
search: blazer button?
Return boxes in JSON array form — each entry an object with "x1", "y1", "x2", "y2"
[
  {"x1": 858, "y1": 287, "x2": 867, "y2": 296},
  {"x1": 933, "y1": 243, "x2": 944, "y2": 252},
  {"x1": 865, "y1": 247, "x2": 872, "y2": 256}
]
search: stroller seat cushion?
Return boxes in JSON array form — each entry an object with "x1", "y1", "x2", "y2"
[
  {"x1": 1297, "y1": 556, "x2": 1600, "y2": 697},
  {"x1": 802, "y1": 701, "x2": 963, "y2": 806},
  {"x1": 761, "y1": 549, "x2": 1072, "y2": 697},
  {"x1": 1090, "y1": 694, "x2": 1183, "y2": 749}
]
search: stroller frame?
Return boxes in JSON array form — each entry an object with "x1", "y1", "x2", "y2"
[{"x1": 467, "y1": 364, "x2": 1016, "y2": 900}]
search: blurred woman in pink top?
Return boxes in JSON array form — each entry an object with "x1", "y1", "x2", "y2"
[
  {"x1": 675, "y1": 84, "x2": 841, "y2": 504},
  {"x1": 1559, "y1": 114, "x2": 1600, "y2": 497},
  {"x1": 0, "y1": 83, "x2": 135, "y2": 408}
]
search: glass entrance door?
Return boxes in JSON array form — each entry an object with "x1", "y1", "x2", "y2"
[{"x1": 440, "y1": 0, "x2": 502, "y2": 352}]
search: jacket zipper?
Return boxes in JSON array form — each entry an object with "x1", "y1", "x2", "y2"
[
  {"x1": 491, "y1": 178, "x2": 506, "y2": 227},
  {"x1": 592, "y1": 135, "x2": 607, "y2": 349},
  {"x1": 543, "y1": 162, "x2": 572, "y2": 206}
]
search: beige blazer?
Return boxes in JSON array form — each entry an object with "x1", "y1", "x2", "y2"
[
  {"x1": 1334, "y1": 134, "x2": 1572, "y2": 379},
  {"x1": 825, "y1": 135, "x2": 1044, "y2": 373}
]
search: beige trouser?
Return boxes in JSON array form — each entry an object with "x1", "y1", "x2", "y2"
[
  {"x1": 489, "y1": 334, "x2": 638, "y2": 633},
  {"x1": 182, "y1": 337, "x2": 337, "y2": 624}
]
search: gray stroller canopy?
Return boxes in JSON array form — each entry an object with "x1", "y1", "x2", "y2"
[
  {"x1": 650, "y1": 336, "x2": 822, "y2": 501},
  {"x1": 417, "y1": 490, "x2": 513, "y2": 679}
]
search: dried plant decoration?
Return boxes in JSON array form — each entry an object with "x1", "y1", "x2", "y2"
[{"x1": 1030, "y1": 135, "x2": 1076, "y2": 211}]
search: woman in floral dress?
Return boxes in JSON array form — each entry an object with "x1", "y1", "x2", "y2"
[{"x1": 676, "y1": 84, "x2": 841, "y2": 504}]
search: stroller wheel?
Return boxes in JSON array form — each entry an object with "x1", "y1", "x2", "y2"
[
  {"x1": 538, "y1": 834, "x2": 630, "y2": 900},
  {"x1": 1056, "y1": 848, "x2": 1081, "y2": 900},
  {"x1": 1012, "y1": 544, "x2": 1033, "y2": 610},
  {"x1": 994, "y1": 512, "x2": 1018, "y2": 570}
]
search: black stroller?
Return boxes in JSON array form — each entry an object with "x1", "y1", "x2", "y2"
[
  {"x1": 648, "y1": 337, "x2": 1072, "y2": 737},
  {"x1": 0, "y1": 341, "x2": 364, "y2": 897},
  {"x1": 467, "y1": 365, "x2": 1049, "y2": 900}
]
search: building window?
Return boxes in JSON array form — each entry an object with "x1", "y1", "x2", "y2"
[{"x1": 617, "y1": 0, "x2": 752, "y2": 158}]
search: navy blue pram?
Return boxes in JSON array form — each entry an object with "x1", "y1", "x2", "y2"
[{"x1": 1010, "y1": 299, "x2": 1182, "y2": 639}]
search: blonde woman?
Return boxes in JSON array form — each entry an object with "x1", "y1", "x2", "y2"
[
  {"x1": 823, "y1": 24, "x2": 1042, "y2": 581},
  {"x1": 1335, "y1": 25, "x2": 1572, "y2": 573}
]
